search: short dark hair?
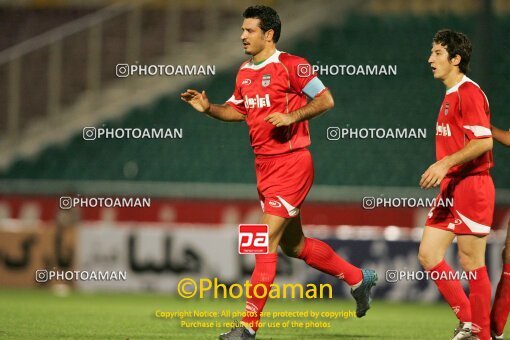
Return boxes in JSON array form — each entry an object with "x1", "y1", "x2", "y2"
[
  {"x1": 243, "y1": 5, "x2": 281, "y2": 43},
  {"x1": 433, "y1": 29, "x2": 472, "y2": 74}
]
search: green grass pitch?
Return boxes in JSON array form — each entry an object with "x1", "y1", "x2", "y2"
[{"x1": 0, "y1": 288, "x2": 472, "y2": 339}]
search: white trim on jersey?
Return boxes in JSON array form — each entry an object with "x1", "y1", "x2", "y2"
[
  {"x1": 463, "y1": 125, "x2": 492, "y2": 137},
  {"x1": 240, "y1": 50, "x2": 282, "y2": 70},
  {"x1": 446, "y1": 75, "x2": 476, "y2": 95},
  {"x1": 227, "y1": 94, "x2": 243, "y2": 105},
  {"x1": 446, "y1": 75, "x2": 490, "y2": 107},
  {"x1": 456, "y1": 210, "x2": 491, "y2": 234}
]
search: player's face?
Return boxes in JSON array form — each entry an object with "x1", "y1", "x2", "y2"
[
  {"x1": 428, "y1": 43, "x2": 455, "y2": 81},
  {"x1": 240, "y1": 18, "x2": 267, "y2": 56}
]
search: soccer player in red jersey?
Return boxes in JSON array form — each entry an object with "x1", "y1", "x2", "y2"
[
  {"x1": 418, "y1": 29, "x2": 494, "y2": 340},
  {"x1": 490, "y1": 125, "x2": 510, "y2": 340},
  {"x1": 181, "y1": 5, "x2": 377, "y2": 340}
]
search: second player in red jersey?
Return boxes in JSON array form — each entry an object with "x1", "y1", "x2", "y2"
[
  {"x1": 435, "y1": 77, "x2": 493, "y2": 176},
  {"x1": 418, "y1": 29, "x2": 494, "y2": 340},
  {"x1": 426, "y1": 75, "x2": 495, "y2": 236}
]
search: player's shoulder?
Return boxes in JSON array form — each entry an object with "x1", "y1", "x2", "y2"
[
  {"x1": 456, "y1": 76, "x2": 489, "y2": 108},
  {"x1": 278, "y1": 51, "x2": 309, "y2": 67},
  {"x1": 457, "y1": 76, "x2": 484, "y2": 96},
  {"x1": 446, "y1": 76, "x2": 485, "y2": 101}
]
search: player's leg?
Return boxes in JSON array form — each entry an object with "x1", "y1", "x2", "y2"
[
  {"x1": 230, "y1": 213, "x2": 291, "y2": 339},
  {"x1": 457, "y1": 234, "x2": 491, "y2": 340},
  {"x1": 491, "y1": 222, "x2": 510, "y2": 339},
  {"x1": 279, "y1": 214, "x2": 377, "y2": 317},
  {"x1": 277, "y1": 214, "x2": 304, "y2": 257},
  {"x1": 451, "y1": 174, "x2": 495, "y2": 340},
  {"x1": 418, "y1": 226, "x2": 473, "y2": 335},
  {"x1": 280, "y1": 214, "x2": 362, "y2": 284},
  {"x1": 221, "y1": 149, "x2": 314, "y2": 339},
  {"x1": 418, "y1": 226, "x2": 455, "y2": 269}
]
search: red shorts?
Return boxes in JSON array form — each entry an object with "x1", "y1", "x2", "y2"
[
  {"x1": 425, "y1": 173, "x2": 495, "y2": 236},
  {"x1": 255, "y1": 148, "x2": 314, "y2": 218}
]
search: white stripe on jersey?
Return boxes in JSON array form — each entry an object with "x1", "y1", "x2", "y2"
[
  {"x1": 463, "y1": 125, "x2": 492, "y2": 137},
  {"x1": 227, "y1": 94, "x2": 243, "y2": 105},
  {"x1": 446, "y1": 75, "x2": 490, "y2": 106}
]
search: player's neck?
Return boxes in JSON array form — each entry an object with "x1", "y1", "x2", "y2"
[
  {"x1": 252, "y1": 46, "x2": 276, "y2": 64},
  {"x1": 443, "y1": 72, "x2": 465, "y2": 90}
]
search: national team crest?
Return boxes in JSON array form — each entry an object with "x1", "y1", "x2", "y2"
[
  {"x1": 262, "y1": 74, "x2": 271, "y2": 87},
  {"x1": 444, "y1": 102, "x2": 449, "y2": 115}
]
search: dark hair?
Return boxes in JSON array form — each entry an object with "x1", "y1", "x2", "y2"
[
  {"x1": 243, "y1": 5, "x2": 281, "y2": 43},
  {"x1": 433, "y1": 29, "x2": 472, "y2": 74}
]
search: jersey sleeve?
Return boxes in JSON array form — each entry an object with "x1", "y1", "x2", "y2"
[
  {"x1": 459, "y1": 84, "x2": 492, "y2": 139},
  {"x1": 225, "y1": 77, "x2": 247, "y2": 115},
  {"x1": 282, "y1": 55, "x2": 328, "y2": 98}
]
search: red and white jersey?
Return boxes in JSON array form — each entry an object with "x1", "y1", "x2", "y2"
[
  {"x1": 435, "y1": 75, "x2": 493, "y2": 176},
  {"x1": 226, "y1": 50, "x2": 326, "y2": 156}
]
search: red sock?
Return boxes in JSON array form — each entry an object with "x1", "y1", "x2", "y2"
[
  {"x1": 241, "y1": 253, "x2": 277, "y2": 332},
  {"x1": 469, "y1": 266, "x2": 491, "y2": 340},
  {"x1": 428, "y1": 260, "x2": 471, "y2": 322},
  {"x1": 297, "y1": 237, "x2": 362, "y2": 285},
  {"x1": 491, "y1": 263, "x2": 510, "y2": 336}
]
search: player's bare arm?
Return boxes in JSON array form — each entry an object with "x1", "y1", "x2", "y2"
[
  {"x1": 420, "y1": 137, "x2": 493, "y2": 189},
  {"x1": 180, "y1": 89, "x2": 246, "y2": 122},
  {"x1": 264, "y1": 90, "x2": 334, "y2": 127},
  {"x1": 492, "y1": 125, "x2": 510, "y2": 147}
]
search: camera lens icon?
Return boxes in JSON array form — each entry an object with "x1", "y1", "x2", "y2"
[
  {"x1": 326, "y1": 127, "x2": 341, "y2": 140},
  {"x1": 362, "y1": 197, "x2": 376, "y2": 210},
  {"x1": 60, "y1": 196, "x2": 73, "y2": 210},
  {"x1": 83, "y1": 127, "x2": 96, "y2": 140},
  {"x1": 385, "y1": 270, "x2": 398, "y2": 283},
  {"x1": 297, "y1": 64, "x2": 311, "y2": 78},
  {"x1": 36, "y1": 270, "x2": 49, "y2": 283},
  {"x1": 116, "y1": 64, "x2": 130, "y2": 78}
]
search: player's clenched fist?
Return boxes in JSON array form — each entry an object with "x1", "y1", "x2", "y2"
[
  {"x1": 180, "y1": 89, "x2": 211, "y2": 113},
  {"x1": 264, "y1": 112, "x2": 295, "y2": 127}
]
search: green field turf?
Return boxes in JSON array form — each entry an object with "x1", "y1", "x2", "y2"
[{"x1": 0, "y1": 288, "x2": 475, "y2": 339}]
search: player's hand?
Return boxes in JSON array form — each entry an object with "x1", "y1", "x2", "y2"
[
  {"x1": 420, "y1": 159, "x2": 450, "y2": 189},
  {"x1": 264, "y1": 112, "x2": 295, "y2": 127},
  {"x1": 180, "y1": 89, "x2": 210, "y2": 113}
]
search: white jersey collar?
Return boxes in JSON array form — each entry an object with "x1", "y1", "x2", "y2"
[
  {"x1": 241, "y1": 50, "x2": 282, "y2": 70},
  {"x1": 446, "y1": 75, "x2": 479, "y2": 95}
]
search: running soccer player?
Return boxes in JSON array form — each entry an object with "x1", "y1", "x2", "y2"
[
  {"x1": 490, "y1": 125, "x2": 510, "y2": 340},
  {"x1": 418, "y1": 29, "x2": 494, "y2": 340},
  {"x1": 180, "y1": 5, "x2": 377, "y2": 340}
]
